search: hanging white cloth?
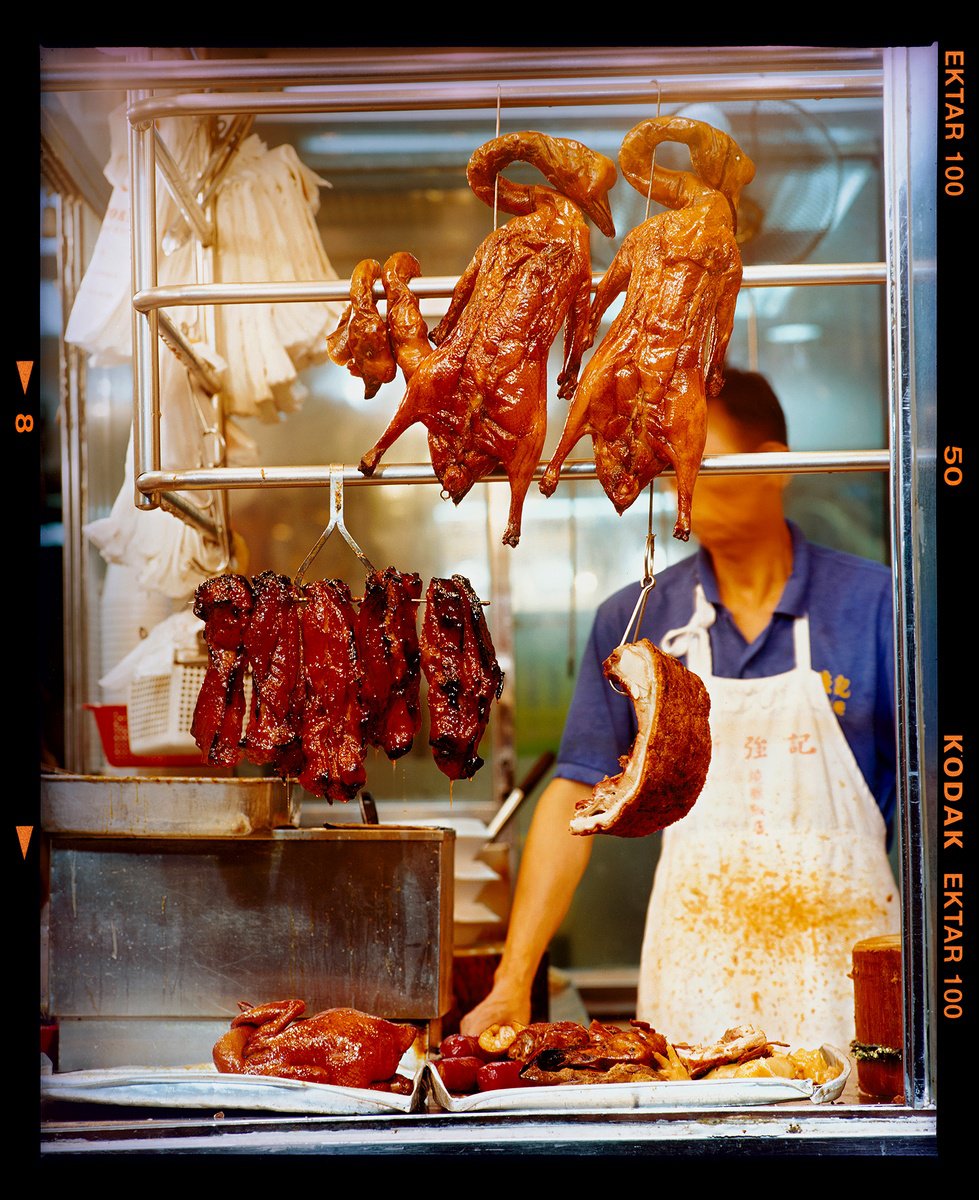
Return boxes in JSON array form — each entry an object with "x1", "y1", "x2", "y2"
[
  {"x1": 213, "y1": 135, "x2": 344, "y2": 421},
  {"x1": 637, "y1": 585, "x2": 898, "y2": 1049}
]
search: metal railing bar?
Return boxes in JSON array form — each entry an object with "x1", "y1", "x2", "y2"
[
  {"x1": 122, "y1": 73, "x2": 884, "y2": 126},
  {"x1": 135, "y1": 449, "x2": 890, "y2": 496},
  {"x1": 132, "y1": 262, "x2": 888, "y2": 315}
]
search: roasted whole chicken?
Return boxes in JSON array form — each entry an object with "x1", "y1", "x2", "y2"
[
  {"x1": 212, "y1": 1000, "x2": 417, "y2": 1088},
  {"x1": 191, "y1": 573, "x2": 255, "y2": 767},
  {"x1": 542, "y1": 117, "x2": 756, "y2": 539},
  {"x1": 360, "y1": 132, "x2": 617, "y2": 547},
  {"x1": 327, "y1": 258, "x2": 398, "y2": 399},
  {"x1": 569, "y1": 639, "x2": 711, "y2": 839},
  {"x1": 420, "y1": 574, "x2": 505, "y2": 780}
]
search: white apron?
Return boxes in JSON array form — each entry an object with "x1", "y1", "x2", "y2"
[{"x1": 636, "y1": 586, "x2": 898, "y2": 1049}]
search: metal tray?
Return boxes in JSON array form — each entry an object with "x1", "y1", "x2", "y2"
[
  {"x1": 426, "y1": 1044, "x2": 850, "y2": 1111},
  {"x1": 41, "y1": 1050, "x2": 426, "y2": 1116},
  {"x1": 41, "y1": 774, "x2": 299, "y2": 836}
]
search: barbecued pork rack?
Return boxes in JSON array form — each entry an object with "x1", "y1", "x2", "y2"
[{"x1": 191, "y1": 568, "x2": 503, "y2": 791}]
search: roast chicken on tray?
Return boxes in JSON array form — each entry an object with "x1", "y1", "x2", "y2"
[{"x1": 213, "y1": 1000, "x2": 416, "y2": 1090}]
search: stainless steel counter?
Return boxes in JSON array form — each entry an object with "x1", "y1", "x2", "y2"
[{"x1": 39, "y1": 1100, "x2": 937, "y2": 1159}]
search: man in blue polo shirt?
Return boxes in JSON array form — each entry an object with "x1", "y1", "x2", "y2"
[{"x1": 462, "y1": 369, "x2": 898, "y2": 1050}]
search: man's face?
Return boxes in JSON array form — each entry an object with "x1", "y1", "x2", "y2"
[{"x1": 687, "y1": 402, "x2": 787, "y2": 550}]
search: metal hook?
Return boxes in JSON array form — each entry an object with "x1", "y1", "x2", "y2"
[
  {"x1": 610, "y1": 483, "x2": 657, "y2": 694},
  {"x1": 643, "y1": 81, "x2": 663, "y2": 223},
  {"x1": 294, "y1": 464, "x2": 376, "y2": 586},
  {"x1": 493, "y1": 83, "x2": 502, "y2": 232}
]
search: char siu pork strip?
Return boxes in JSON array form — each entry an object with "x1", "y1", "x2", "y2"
[
  {"x1": 191, "y1": 574, "x2": 255, "y2": 766},
  {"x1": 356, "y1": 567, "x2": 423, "y2": 760},
  {"x1": 297, "y1": 578, "x2": 367, "y2": 802},
  {"x1": 241, "y1": 571, "x2": 304, "y2": 766},
  {"x1": 419, "y1": 575, "x2": 504, "y2": 781}
]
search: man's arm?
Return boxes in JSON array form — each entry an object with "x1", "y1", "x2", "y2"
[{"x1": 459, "y1": 777, "x2": 594, "y2": 1034}]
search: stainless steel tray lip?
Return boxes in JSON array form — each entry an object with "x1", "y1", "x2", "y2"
[
  {"x1": 271, "y1": 825, "x2": 456, "y2": 842},
  {"x1": 425, "y1": 1044, "x2": 850, "y2": 1112},
  {"x1": 41, "y1": 773, "x2": 299, "y2": 837},
  {"x1": 40, "y1": 1061, "x2": 426, "y2": 1115},
  {"x1": 41, "y1": 773, "x2": 284, "y2": 786}
]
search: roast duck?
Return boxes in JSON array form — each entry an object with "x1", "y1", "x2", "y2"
[
  {"x1": 359, "y1": 131, "x2": 617, "y2": 547},
  {"x1": 436, "y1": 1019, "x2": 838, "y2": 1092},
  {"x1": 569, "y1": 639, "x2": 711, "y2": 839},
  {"x1": 213, "y1": 999, "x2": 416, "y2": 1090},
  {"x1": 191, "y1": 568, "x2": 503, "y2": 795},
  {"x1": 542, "y1": 116, "x2": 756, "y2": 540}
]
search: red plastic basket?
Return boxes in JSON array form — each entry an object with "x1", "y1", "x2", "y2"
[{"x1": 84, "y1": 704, "x2": 207, "y2": 768}]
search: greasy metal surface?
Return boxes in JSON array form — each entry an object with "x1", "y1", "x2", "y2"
[
  {"x1": 882, "y1": 45, "x2": 937, "y2": 1109},
  {"x1": 40, "y1": 774, "x2": 299, "y2": 836},
  {"x1": 48, "y1": 828, "x2": 454, "y2": 1043},
  {"x1": 39, "y1": 1103, "x2": 937, "y2": 1158}
]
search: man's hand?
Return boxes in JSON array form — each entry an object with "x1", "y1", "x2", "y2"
[{"x1": 459, "y1": 985, "x2": 532, "y2": 1038}]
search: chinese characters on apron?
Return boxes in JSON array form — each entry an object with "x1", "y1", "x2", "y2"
[{"x1": 637, "y1": 586, "x2": 898, "y2": 1049}]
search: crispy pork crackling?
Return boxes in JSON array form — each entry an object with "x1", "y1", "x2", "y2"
[{"x1": 570, "y1": 639, "x2": 711, "y2": 838}]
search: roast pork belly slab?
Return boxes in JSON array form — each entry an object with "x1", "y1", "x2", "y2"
[{"x1": 569, "y1": 638, "x2": 711, "y2": 838}]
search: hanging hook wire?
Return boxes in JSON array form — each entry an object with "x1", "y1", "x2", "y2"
[
  {"x1": 610, "y1": 483, "x2": 657, "y2": 694},
  {"x1": 294, "y1": 464, "x2": 376, "y2": 586},
  {"x1": 643, "y1": 81, "x2": 664, "y2": 222},
  {"x1": 492, "y1": 83, "x2": 502, "y2": 232}
]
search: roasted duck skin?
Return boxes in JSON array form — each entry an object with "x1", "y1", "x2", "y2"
[
  {"x1": 419, "y1": 575, "x2": 504, "y2": 780},
  {"x1": 542, "y1": 117, "x2": 756, "y2": 540},
  {"x1": 505, "y1": 1021, "x2": 591, "y2": 1063},
  {"x1": 327, "y1": 258, "x2": 398, "y2": 398},
  {"x1": 569, "y1": 639, "x2": 711, "y2": 839},
  {"x1": 191, "y1": 573, "x2": 254, "y2": 766},
  {"x1": 382, "y1": 252, "x2": 433, "y2": 382},
  {"x1": 241, "y1": 571, "x2": 303, "y2": 766},
  {"x1": 212, "y1": 1000, "x2": 416, "y2": 1088},
  {"x1": 674, "y1": 1024, "x2": 773, "y2": 1079},
  {"x1": 360, "y1": 132, "x2": 617, "y2": 547},
  {"x1": 356, "y1": 566, "x2": 423, "y2": 760},
  {"x1": 297, "y1": 578, "x2": 367, "y2": 802}
]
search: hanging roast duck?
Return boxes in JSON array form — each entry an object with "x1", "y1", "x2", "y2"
[
  {"x1": 541, "y1": 117, "x2": 756, "y2": 540},
  {"x1": 359, "y1": 132, "x2": 617, "y2": 547}
]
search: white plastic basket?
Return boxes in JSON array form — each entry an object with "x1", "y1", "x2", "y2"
[{"x1": 127, "y1": 665, "x2": 253, "y2": 757}]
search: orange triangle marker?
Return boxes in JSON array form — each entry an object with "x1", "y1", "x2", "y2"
[
  {"x1": 16, "y1": 826, "x2": 32, "y2": 859},
  {"x1": 16, "y1": 361, "x2": 32, "y2": 394}
]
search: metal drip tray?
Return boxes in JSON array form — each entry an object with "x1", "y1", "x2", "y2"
[{"x1": 40, "y1": 774, "x2": 299, "y2": 836}]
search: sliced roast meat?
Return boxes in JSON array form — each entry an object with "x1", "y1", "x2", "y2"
[
  {"x1": 297, "y1": 578, "x2": 367, "y2": 802},
  {"x1": 241, "y1": 571, "x2": 304, "y2": 765},
  {"x1": 356, "y1": 567, "x2": 423, "y2": 760},
  {"x1": 419, "y1": 575, "x2": 504, "y2": 781},
  {"x1": 191, "y1": 573, "x2": 254, "y2": 766}
]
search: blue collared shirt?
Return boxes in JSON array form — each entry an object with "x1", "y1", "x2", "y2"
[{"x1": 555, "y1": 522, "x2": 897, "y2": 834}]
